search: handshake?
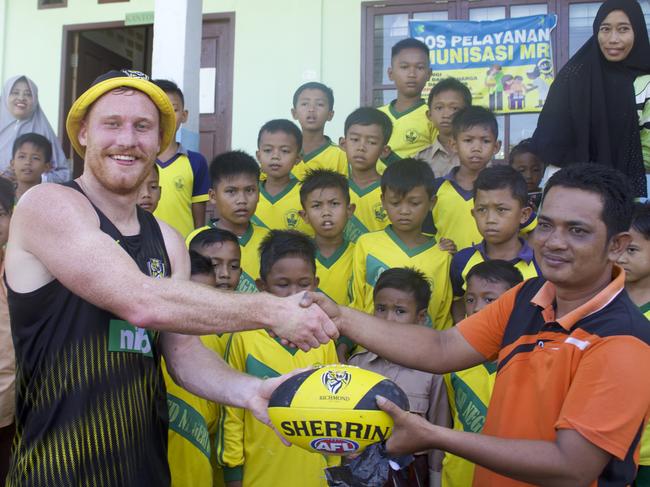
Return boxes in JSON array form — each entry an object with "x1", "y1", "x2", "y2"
[{"x1": 268, "y1": 291, "x2": 342, "y2": 352}]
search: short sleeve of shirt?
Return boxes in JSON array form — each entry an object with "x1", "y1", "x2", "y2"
[
  {"x1": 456, "y1": 283, "x2": 522, "y2": 360},
  {"x1": 450, "y1": 249, "x2": 472, "y2": 297},
  {"x1": 187, "y1": 150, "x2": 210, "y2": 203},
  {"x1": 555, "y1": 335, "x2": 650, "y2": 460}
]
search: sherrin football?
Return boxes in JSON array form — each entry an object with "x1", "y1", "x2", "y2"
[{"x1": 268, "y1": 364, "x2": 409, "y2": 455}]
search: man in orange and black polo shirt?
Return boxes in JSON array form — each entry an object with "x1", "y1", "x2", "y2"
[{"x1": 314, "y1": 163, "x2": 650, "y2": 486}]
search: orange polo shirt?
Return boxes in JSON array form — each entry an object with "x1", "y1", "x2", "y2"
[{"x1": 457, "y1": 266, "x2": 650, "y2": 487}]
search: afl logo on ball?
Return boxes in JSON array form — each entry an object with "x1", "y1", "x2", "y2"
[
  {"x1": 310, "y1": 438, "x2": 359, "y2": 454},
  {"x1": 322, "y1": 369, "x2": 351, "y2": 395}
]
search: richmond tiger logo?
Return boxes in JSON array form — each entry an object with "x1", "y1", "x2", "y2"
[{"x1": 322, "y1": 369, "x2": 351, "y2": 395}]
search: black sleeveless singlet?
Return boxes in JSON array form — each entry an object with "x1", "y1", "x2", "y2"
[{"x1": 6, "y1": 181, "x2": 172, "y2": 486}]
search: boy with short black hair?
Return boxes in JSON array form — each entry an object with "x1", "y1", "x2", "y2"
[
  {"x1": 443, "y1": 260, "x2": 523, "y2": 487},
  {"x1": 340, "y1": 107, "x2": 393, "y2": 242},
  {"x1": 207, "y1": 150, "x2": 269, "y2": 292},
  {"x1": 299, "y1": 169, "x2": 355, "y2": 307},
  {"x1": 216, "y1": 230, "x2": 339, "y2": 487},
  {"x1": 449, "y1": 165, "x2": 539, "y2": 322},
  {"x1": 427, "y1": 105, "x2": 502, "y2": 250},
  {"x1": 348, "y1": 267, "x2": 450, "y2": 486},
  {"x1": 254, "y1": 119, "x2": 313, "y2": 235},
  {"x1": 137, "y1": 165, "x2": 161, "y2": 213},
  {"x1": 290, "y1": 82, "x2": 347, "y2": 180},
  {"x1": 416, "y1": 77, "x2": 472, "y2": 178},
  {"x1": 351, "y1": 158, "x2": 453, "y2": 330},
  {"x1": 10, "y1": 133, "x2": 52, "y2": 201},
  {"x1": 152, "y1": 79, "x2": 210, "y2": 237},
  {"x1": 188, "y1": 227, "x2": 242, "y2": 292},
  {"x1": 508, "y1": 138, "x2": 545, "y2": 211},
  {"x1": 378, "y1": 38, "x2": 436, "y2": 160}
]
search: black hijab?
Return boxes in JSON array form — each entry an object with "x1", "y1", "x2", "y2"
[{"x1": 532, "y1": 0, "x2": 650, "y2": 197}]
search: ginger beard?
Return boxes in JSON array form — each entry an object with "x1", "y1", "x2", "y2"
[{"x1": 79, "y1": 89, "x2": 162, "y2": 196}]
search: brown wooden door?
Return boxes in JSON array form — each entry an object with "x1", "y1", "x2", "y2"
[
  {"x1": 64, "y1": 31, "x2": 134, "y2": 177},
  {"x1": 200, "y1": 14, "x2": 234, "y2": 163}
]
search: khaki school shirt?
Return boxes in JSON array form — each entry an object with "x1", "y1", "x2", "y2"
[{"x1": 416, "y1": 137, "x2": 459, "y2": 179}]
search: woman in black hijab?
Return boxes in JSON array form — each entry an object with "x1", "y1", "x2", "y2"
[{"x1": 532, "y1": 0, "x2": 650, "y2": 198}]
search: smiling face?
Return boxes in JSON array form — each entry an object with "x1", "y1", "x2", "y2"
[
  {"x1": 531, "y1": 186, "x2": 627, "y2": 291},
  {"x1": 78, "y1": 89, "x2": 161, "y2": 196},
  {"x1": 301, "y1": 186, "x2": 353, "y2": 239},
  {"x1": 7, "y1": 79, "x2": 35, "y2": 120},
  {"x1": 256, "y1": 255, "x2": 318, "y2": 298},
  {"x1": 598, "y1": 10, "x2": 635, "y2": 62},
  {"x1": 256, "y1": 130, "x2": 300, "y2": 181}
]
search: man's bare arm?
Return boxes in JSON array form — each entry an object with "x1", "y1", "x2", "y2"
[
  {"x1": 5, "y1": 184, "x2": 337, "y2": 350},
  {"x1": 379, "y1": 397, "x2": 611, "y2": 487},
  {"x1": 307, "y1": 293, "x2": 485, "y2": 374}
]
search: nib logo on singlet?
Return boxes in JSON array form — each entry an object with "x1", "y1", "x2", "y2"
[{"x1": 108, "y1": 319, "x2": 154, "y2": 357}]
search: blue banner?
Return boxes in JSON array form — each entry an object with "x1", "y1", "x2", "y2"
[{"x1": 410, "y1": 15, "x2": 558, "y2": 114}]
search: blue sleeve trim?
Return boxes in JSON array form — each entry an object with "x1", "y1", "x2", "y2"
[
  {"x1": 187, "y1": 150, "x2": 211, "y2": 197},
  {"x1": 450, "y1": 248, "x2": 473, "y2": 297}
]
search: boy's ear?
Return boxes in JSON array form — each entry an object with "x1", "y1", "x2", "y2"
[
  {"x1": 255, "y1": 278, "x2": 266, "y2": 293},
  {"x1": 313, "y1": 276, "x2": 320, "y2": 289},
  {"x1": 416, "y1": 308, "x2": 428, "y2": 325},
  {"x1": 380, "y1": 145, "x2": 391, "y2": 159},
  {"x1": 429, "y1": 194, "x2": 437, "y2": 211},
  {"x1": 9, "y1": 159, "x2": 14, "y2": 168},
  {"x1": 290, "y1": 107, "x2": 298, "y2": 120},
  {"x1": 519, "y1": 205, "x2": 533, "y2": 225},
  {"x1": 299, "y1": 209, "x2": 308, "y2": 222},
  {"x1": 387, "y1": 66, "x2": 394, "y2": 82},
  {"x1": 608, "y1": 231, "x2": 632, "y2": 264},
  {"x1": 181, "y1": 109, "x2": 188, "y2": 124},
  {"x1": 339, "y1": 136, "x2": 346, "y2": 149},
  {"x1": 493, "y1": 140, "x2": 503, "y2": 156},
  {"x1": 208, "y1": 187, "x2": 217, "y2": 204},
  {"x1": 347, "y1": 202, "x2": 356, "y2": 219},
  {"x1": 448, "y1": 137, "x2": 457, "y2": 154},
  {"x1": 326, "y1": 110, "x2": 334, "y2": 122}
]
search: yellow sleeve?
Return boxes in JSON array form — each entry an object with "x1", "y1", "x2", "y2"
[
  {"x1": 433, "y1": 255, "x2": 454, "y2": 331},
  {"x1": 215, "y1": 334, "x2": 246, "y2": 482},
  {"x1": 350, "y1": 239, "x2": 368, "y2": 313}
]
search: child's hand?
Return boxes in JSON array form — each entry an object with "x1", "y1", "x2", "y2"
[{"x1": 438, "y1": 238, "x2": 457, "y2": 255}]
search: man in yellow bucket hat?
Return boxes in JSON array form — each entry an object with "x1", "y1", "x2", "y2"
[{"x1": 3, "y1": 70, "x2": 338, "y2": 486}]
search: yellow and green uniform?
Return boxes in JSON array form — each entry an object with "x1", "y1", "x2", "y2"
[
  {"x1": 255, "y1": 178, "x2": 313, "y2": 236},
  {"x1": 162, "y1": 335, "x2": 223, "y2": 487},
  {"x1": 344, "y1": 177, "x2": 389, "y2": 243},
  {"x1": 291, "y1": 136, "x2": 347, "y2": 181},
  {"x1": 637, "y1": 302, "x2": 650, "y2": 474},
  {"x1": 430, "y1": 169, "x2": 482, "y2": 250},
  {"x1": 215, "y1": 330, "x2": 340, "y2": 487},
  {"x1": 316, "y1": 240, "x2": 355, "y2": 305},
  {"x1": 450, "y1": 239, "x2": 540, "y2": 297},
  {"x1": 203, "y1": 221, "x2": 269, "y2": 293},
  {"x1": 350, "y1": 225, "x2": 453, "y2": 330},
  {"x1": 378, "y1": 99, "x2": 437, "y2": 158},
  {"x1": 154, "y1": 146, "x2": 211, "y2": 238},
  {"x1": 442, "y1": 363, "x2": 497, "y2": 487}
]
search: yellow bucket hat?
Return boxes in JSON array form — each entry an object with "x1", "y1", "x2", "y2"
[{"x1": 65, "y1": 69, "x2": 176, "y2": 157}]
